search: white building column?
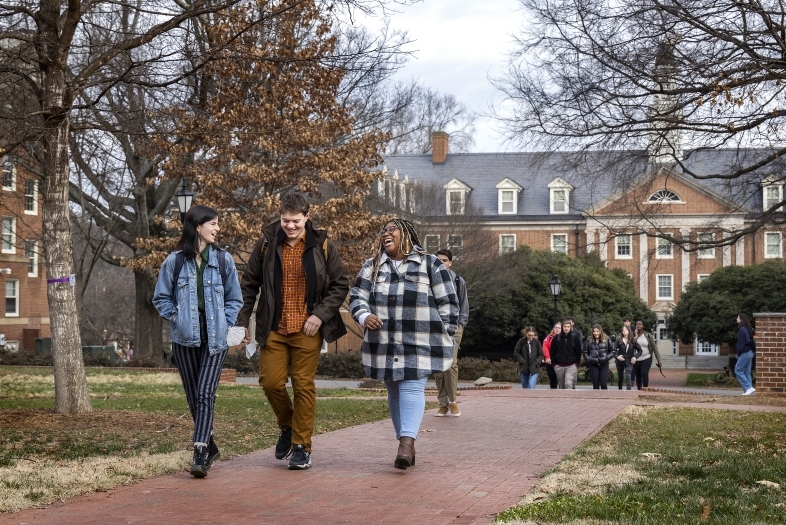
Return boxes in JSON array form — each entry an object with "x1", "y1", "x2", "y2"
[
  {"x1": 735, "y1": 235, "x2": 745, "y2": 266},
  {"x1": 598, "y1": 230, "x2": 608, "y2": 262},
  {"x1": 722, "y1": 242, "x2": 731, "y2": 267},
  {"x1": 586, "y1": 229, "x2": 596, "y2": 253},
  {"x1": 639, "y1": 233, "x2": 649, "y2": 304},
  {"x1": 680, "y1": 228, "x2": 691, "y2": 291}
]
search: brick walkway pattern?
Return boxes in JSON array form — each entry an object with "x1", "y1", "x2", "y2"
[{"x1": 0, "y1": 389, "x2": 633, "y2": 525}]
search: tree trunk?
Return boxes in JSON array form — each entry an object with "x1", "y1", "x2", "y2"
[
  {"x1": 134, "y1": 268, "x2": 163, "y2": 359},
  {"x1": 43, "y1": 111, "x2": 92, "y2": 414}
]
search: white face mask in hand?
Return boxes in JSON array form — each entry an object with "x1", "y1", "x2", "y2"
[
  {"x1": 226, "y1": 326, "x2": 245, "y2": 347},
  {"x1": 245, "y1": 342, "x2": 259, "y2": 359}
]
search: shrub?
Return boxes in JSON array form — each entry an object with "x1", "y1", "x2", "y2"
[
  {"x1": 0, "y1": 350, "x2": 53, "y2": 366},
  {"x1": 457, "y1": 357, "x2": 518, "y2": 383},
  {"x1": 317, "y1": 350, "x2": 365, "y2": 379},
  {"x1": 223, "y1": 352, "x2": 259, "y2": 375}
]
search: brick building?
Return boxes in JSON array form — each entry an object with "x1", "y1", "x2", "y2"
[
  {"x1": 0, "y1": 155, "x2": 49, "y2": 351},
  {"x1": 375, "y1": 134, "x2": 786, "y2": 368}
]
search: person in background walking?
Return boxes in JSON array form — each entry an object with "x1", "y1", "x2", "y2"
[
  {"x1": 237, "y1": 192, "x2": 349, "y2": 471},
  {"x1": 735, "y1": 313, "x2": 756, "y2": 396},
  {"x1": 621, "y1": 317, "x2": 634, "y2": 384},
  {"x1": 583, "y1": 324, "x2": 613, "y2": 389},
  {"x1": 614, "y1": 325, "x2": 641, "y2": 390},
  {"x1": 153, "y1": 205, "x2": 243, "y2": 478},
  {"x1": 350, "y1": 219, "x2": 458, "y2": 470},
  {"x1": 514, "y1": 327, "x2": 544, "y2": 389},
  {"x1": 633, "y1": 320, "x2": 661, "y2": 389},
  {"x1": 551, "y1": 320, "x2": 583, "y2": 389},
  {"x1": 542, "y1": 322, "x2": 561, "y2": 389},
  {"x1": 434, "y1": 248, "x2": 469, "y2": 417}
]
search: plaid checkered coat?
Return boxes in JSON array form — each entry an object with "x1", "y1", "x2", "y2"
[{"x1": 350, "y1": 251, "x2": 459, "y2": 381}]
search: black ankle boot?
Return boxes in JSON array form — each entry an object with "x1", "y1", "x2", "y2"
[
  {"x1": 206, "y1": 436, "x2": 220, "y2": 470},
  {"x1": 191, "y1": 445, "x2": 209, "y2": 478}
]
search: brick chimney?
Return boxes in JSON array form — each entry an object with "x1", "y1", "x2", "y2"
[{"x1": 432, "y1": 131, "x2": 449, "y2": 164}]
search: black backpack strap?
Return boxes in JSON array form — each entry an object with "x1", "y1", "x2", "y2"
[{"x1": 215, "y1": 247, "x2": 228, "y2": 285}]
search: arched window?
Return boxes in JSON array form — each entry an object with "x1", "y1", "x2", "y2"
[{"x1": 647, "y1": 189, "x2": 681, "y2": 203}]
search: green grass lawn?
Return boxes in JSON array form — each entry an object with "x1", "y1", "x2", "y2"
[
  {"x1": 0, "y1": 366, "x2": 392, "y2": 512},
  {"x1": 685, "y1": 372, "x2": 742, "y2": 389},
  {"x1": 495, "y1": 406, "x2": 786, "y2": 525}
]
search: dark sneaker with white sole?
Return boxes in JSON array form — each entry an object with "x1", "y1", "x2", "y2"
[
  {"x1": 288, "y1": 445, "x2": 312, "y2": 470},
  {"x1": 275, "y1": 427, "x2": 292, "y2": 460}
]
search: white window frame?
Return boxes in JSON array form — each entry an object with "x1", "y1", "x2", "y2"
[
  {"x1": 697, "y1": 232, "x2": 715, "y2": 259},
  {"x1": 647, "y1": 189, "x2": 683, "y2": 204},
  {"x1": 763, "y1": 184, "x2": 783, "y2": 211},
  {"x1": 499, "y1": 234, "x2": 516, "y2": 254},
  {"x1": 656, "y1": 237, "x2": 673, "y2": 259},
  {"x1": 443, "y1": 179, "x2": 472, "y2": 216},
  {"x1": 24, "y1": 179, "x2": 38, "y2": 215},
  {"x1": 765, "y1": 232, "x2": 782, "y2": 259},
  {"x1": 1, "y1": 217, "x2": 15, "y2": 254},
  {"x1": 697, "y1": 274, "x2": 710, "y2": 283},
  {"x1": 548, "y1": 177, "x2": 573, "y2": 215},
  {"x1": 551, "y1": 233, "x2": 568, "y2": 254},
  {"x1": 615, "y1": 234, "x2": 632, "y2": 259},
  {"x1": 5, "y1": 279, "x2": 19, "y2": 317},
  {"x1": 25, "y1": 240, "x2": 38, "y2": 277},
  {"x1": 425, "y1": 234, "x2": 440, "y2": 254},
  {"x1": 695, "y1": 338, "x2": 719, "y2": 356},
  {"x1": 1, "y1": 156, "x2": 14, "y2": 191},
  {"x1": 496, "y1": 178, "x2": 523, "y2": 215},
  {"x1": 656, "y1": 274, "x2": 673, "y2": 300}
]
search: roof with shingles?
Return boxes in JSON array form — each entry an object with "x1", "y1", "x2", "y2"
[{"x1": 379, "y1": 149, "x2": 782, "y2": 218}]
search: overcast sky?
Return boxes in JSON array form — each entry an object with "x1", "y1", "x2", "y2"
[{"x1": 357, "y1": 0, "x2": 524, "y2": 153}]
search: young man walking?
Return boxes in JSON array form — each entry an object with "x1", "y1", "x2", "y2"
[
  {"x1": 434, "y1": 249, "x2": 469, "y2": 417},
  {"x1": 238, "y1": 193, "x2": 349, "y2": 470}
]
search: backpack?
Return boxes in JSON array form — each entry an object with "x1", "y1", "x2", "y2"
[
  {"x1": 749, "y1": 329, "x2": 756, "y2": 352},
  {"x1": 171, "y1": 247, "x2": 228, "y2": 301}
]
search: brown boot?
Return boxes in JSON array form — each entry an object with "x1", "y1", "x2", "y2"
[{"x1": 395, "y1": 437, "x2": 415, "y2": 470}]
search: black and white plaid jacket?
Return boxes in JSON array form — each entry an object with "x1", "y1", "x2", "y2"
[{"x1": 350, "y1": 251, "x2": 459, "y2": 381}]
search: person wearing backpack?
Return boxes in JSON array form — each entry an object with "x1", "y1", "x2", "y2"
[
  {"x1": 237, "y1": 192, "x2": 349, "y2": 470},
  {"x1": 735, "y1": 313, "x2": 756, "y2": 396},
  {"x1": 153, "y1": 204, "x2": 243, "y2": 478}
]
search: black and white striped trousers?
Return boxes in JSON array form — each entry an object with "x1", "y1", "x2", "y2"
[{"x1": 172, "y1": 312, "x2": 227, "y2": 444}]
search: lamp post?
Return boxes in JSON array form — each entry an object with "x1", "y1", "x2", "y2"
[
  {"x1": 549, "y1": 275, "x2": 561, "y2": 327},
  {"x1": 175, "y1": 179, "x2": 194, "y2": 222}
]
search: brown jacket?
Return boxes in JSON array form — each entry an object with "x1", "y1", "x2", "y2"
[{"x1": 237, "y1": 220, "x2": 349, "y2": 347}]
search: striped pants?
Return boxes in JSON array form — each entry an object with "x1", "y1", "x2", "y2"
[{"x1": 172, "y1": 313, "x2": 227, "y2": 444}]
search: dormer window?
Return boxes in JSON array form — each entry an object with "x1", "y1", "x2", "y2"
[
  {"x1": 762, "y1": 176, "x2": 783, "y2": 211},
  {"x1": 548, "y1": 177, "x2": 573, "y2": 214},
  {"x1": 647, "y1": 189, "x2": 682, "y2": 203},
  {"x1": 496, "y1": 178, "x2": 523, "y2": 215},
  {"x1": 443, "y1": 178, "x2": 472, "y2": 215}
]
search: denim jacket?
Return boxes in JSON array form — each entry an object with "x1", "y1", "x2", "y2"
[{"x1": 152, "y1": 247, "x2": 243, "y2": 355}]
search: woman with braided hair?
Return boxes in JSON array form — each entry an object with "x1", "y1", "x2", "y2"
[{"x1": 350, "y1": 219, "x2": 459, "y2": 470}]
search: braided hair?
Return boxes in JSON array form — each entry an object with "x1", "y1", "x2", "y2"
[{"x1": 369, "y1": 219, "x2": 426, "y2": 283}]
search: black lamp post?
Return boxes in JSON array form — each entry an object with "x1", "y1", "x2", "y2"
[
  {"x1": 176, "y1": 179, "x2": 194, "y2": 222},
  {"x1": 549, "y1": 275, "x2": 561, "y2": 327}
]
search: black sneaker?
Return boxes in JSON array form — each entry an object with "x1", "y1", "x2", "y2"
[
  {"x1": 205, "y1": 436, "x2": 220, "y2": 470},
  {"x1": 275, "y1": 427, "x2": 292, "y2": 460},
  {"x1": 288, "y1": 445, "x2": 312, "y2": 470},
  {"x1": 190, "y1": 445, "x2": 209, "y2": 478}
]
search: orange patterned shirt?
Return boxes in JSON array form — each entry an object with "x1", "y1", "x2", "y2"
[{"x1": 277, "y1": 235, "x2": 309, "y2": 335}]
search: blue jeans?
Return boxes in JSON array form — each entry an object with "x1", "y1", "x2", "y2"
[
  {"x1": 519, "y1": 371, "x2": 538, "y2": 389},
  {"x1": 735, "y1": 351, "x2": 754, "y2": 392},
  {"x1": 384, "y1": 377, "x2": 428, "y2": 439}
]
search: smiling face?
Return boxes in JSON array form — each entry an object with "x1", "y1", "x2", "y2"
[
  {"x1": 526, "y1": 331, "x2": 536, "y2": 341},
  {"x1": 552, "y1": 322, "x2": 562, "y2": 335},
  {"x1": 197, "y1": 217, "x2": 219, "y2": 248},
  {"x1": 281, "y1": 211, "x2": 309, "y2": 242},
  {"x1": 380, "y1": 222, "x2": 404, "y2": 259},
  {"x1": 592, "y1": 327, "x2": 601, "y2": 339}
]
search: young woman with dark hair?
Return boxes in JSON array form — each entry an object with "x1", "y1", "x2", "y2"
[
  {"x1": 735, "y1": 313, "x2": 756, "y2": 396},
  {"x1": 583, "y1": 324, "x2": 614, "y2": 389},
  {"x1": 633, "y1": 320, "x2": 661, "y2": 389},
  {"x1": 614, "y1": 325, "x2": 641, "y2": 390},
  {"x1": 514, "y1": 327, "x2": 544, "y2": 389},
  {"x1": 152, "y1": 204, "x2": 243, "y2": 478}
]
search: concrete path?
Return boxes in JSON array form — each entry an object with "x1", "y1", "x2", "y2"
[{"x1": 0, "y1": 389, "x2": 634, "y2": 525}]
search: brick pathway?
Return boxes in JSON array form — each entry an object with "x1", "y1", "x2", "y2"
[{"x1": 0, "y1": 389, "x2": 633, "y2": 525}]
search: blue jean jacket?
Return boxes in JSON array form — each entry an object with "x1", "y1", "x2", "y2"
[{"x1": 152, "y1": 247, "x2": 243, "y2": 355}]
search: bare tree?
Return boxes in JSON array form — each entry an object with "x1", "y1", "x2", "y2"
[{"x1": 494, "y1": 0, "x2": 786, "y2": 250}]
